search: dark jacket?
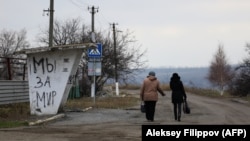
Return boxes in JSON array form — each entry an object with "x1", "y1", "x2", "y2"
[{"x1": 170, "y1": 74, "x2": 187, "y2": 103}]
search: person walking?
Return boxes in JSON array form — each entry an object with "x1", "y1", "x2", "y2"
[
  {"x1": 140, "y1": 71, "x2": 166, "y2": 122},
  {"x1": 170, "y1": 73, "x2": 187, "y2": 122}
]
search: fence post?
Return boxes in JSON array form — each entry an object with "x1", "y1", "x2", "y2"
[
  {"x1": 23, "y1": 63, "x2": 26, "y2": 80},
  {"x1": 6, "y1": 58, "x2": 12, "y2": 80}
]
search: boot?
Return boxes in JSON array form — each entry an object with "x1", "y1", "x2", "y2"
[{"x1": 178, "y1": 116, "x2": 181, "y2": 122}]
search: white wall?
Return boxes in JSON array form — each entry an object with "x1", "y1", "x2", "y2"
[{"x1": 27, "y1": 49, "x2": 83, "y2": 115}]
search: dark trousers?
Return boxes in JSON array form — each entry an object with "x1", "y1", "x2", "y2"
[
  {"x1": 173, "y1": 102, "x2": 182, "y2": 120},
  {"x1": 144, "y1": 101, "x2": 156, "y2": 121}
]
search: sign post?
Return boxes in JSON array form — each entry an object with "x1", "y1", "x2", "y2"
[{"x1": 88, "y1": 43, "x2": 102, "y2": 100}]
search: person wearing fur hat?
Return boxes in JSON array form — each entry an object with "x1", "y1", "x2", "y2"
[
  {"x1": 170, "y1": 73, "x2": 187, "y2": 121},
  {"x1": 140, "y1": 71, "x2": 166, "y2": 122}
]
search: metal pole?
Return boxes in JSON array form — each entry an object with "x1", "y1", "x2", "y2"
[
  {"x1": 6, "y1": 58, "x2": 12, "y2": 80},
  {"x1": 93, "y1": 58, "x2": 96, "y2": 105},
  {"x1": 88, "y1": 6, "x2": 98, "y2": 101},
  {"x1": 49, "y1": 0, "x2": 54, "y2": 47},
  {"x1": 23, "y1": 63, "x2": 26, "y2": 80}
]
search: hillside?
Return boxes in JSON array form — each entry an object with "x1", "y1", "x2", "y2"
[{"x1": 132, "y1": 67, "x2": 212, "y2": 88}]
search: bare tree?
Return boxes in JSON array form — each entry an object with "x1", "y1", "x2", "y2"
[
  {"x1": 0, "y1": 28, "x2": 30, "y2": 80},
  {"x1": 37, "y1": 18, "x2": 88, "y2": 46},
  {"x1": 207, "y1": 44, "x2": 234, "y2": 95},
  {"x1": 0, "y1": 29, "x2": 29, "y2": 57},
  {"x1": 37, "y1": 18, "x2": 147, "y2": 95},
  {"x1": 101, "y1": 30, "x2": 147, "y2": 85}
]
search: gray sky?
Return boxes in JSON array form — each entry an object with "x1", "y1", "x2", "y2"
[{"x1": 1, "y1": 0, "x2": 250, "y2": 67}]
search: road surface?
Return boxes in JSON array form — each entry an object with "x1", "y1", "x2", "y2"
[{"x1": 0, "y1": 91, "x2": 250, "y2": 141}]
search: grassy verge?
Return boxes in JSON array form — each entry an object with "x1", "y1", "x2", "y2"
[
  {"x1": 65, "y1": 96, "x2": 140, "y2": 109},
  {"x1": 0, "y1": 103, "x2": 30, "y2": 128},
  {"x1": 185, "y1": 87, "x2": 238, "y2": 98},
  {"x1": 0, "y1": 121, "x2": 28, "y2": 128}
]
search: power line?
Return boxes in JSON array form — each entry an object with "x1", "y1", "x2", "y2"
[
  {"x1": 69, "y1": 0, "x2": 113, "y2": 32},
  {"x1": 69, "y1": 0, "x2": 88, "y2": 12}
]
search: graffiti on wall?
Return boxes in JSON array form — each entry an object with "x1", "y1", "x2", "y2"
[
  {"x1": 30, "y1": 57, "x2": 58, "y2": 110},
  {"x1": 26, "y1": 48, "x2": 84, "y2": 115}
]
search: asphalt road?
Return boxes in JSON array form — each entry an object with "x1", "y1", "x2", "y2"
[{"x1": 1, "y1": 91, "x2": 250, "y2": 141}]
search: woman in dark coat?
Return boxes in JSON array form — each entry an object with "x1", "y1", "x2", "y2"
[{"x1": 170, "y1": 73, "x2": 187, "y2": 121}]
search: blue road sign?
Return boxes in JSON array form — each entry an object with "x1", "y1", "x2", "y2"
[{"x1": 88, "y1": 43, "x2": 102, "y2": 58}]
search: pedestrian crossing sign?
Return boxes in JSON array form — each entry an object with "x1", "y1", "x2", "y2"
[{"x1": 88, "y1": 43, "x2": 102, "y2": 58}]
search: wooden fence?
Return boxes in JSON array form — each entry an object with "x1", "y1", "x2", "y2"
[{"x1": 0, "y1": 80, "x2": 29, "y2": 105}]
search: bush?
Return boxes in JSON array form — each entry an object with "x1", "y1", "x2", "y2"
[{"x1": 229, "y1": 65, "x2": 250, "y2": 96}]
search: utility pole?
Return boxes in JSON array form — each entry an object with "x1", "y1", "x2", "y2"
[
  {"x1": 88, "y1": 6, "x2": 99, "y2": 33},
  {"x1": 43, "y1": 0, "x2": 54, "y2": 47},
  {"x1": 88, "y1": 6, "x2": 99, "y2": 100},
  {"x1": 111, "y1": 23, "x2": 119, "y2": 96}
]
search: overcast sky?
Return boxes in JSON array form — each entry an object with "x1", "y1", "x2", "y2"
[{"x1": 1, "y1": 0, "x2": 250, "y2": 67}]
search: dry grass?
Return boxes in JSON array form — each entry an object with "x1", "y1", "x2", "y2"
[
  {"x1": 0, "y1": 103, "x2": 30, "y2": 128},
  {"x1": 161, "y1": 84, "x2": 171, "y2": 91},
  {"x1": 119, "y1": 84, "x2": 141, "y2": 90},
  {"x1": 119, "y1": 84, "x2": 170, "y2": 91},
  {"x1": 185, "y1": 87, "x2": 232, "y2": 98},
  {"x1": 0, "y1": 103, "x2": 30, "y2": 120},
  {"x1": 65, "y1": 96, "x2": 140, "y2": 109}
]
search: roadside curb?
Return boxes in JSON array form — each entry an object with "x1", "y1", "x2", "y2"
[
  {"x1": 28, "y1": 107, "x2": 93, "y2": 126},
  {"x1": 28, "y1": 113, "x2": 66, "y2": 126},
  {"x1": 65, "y1": 107, "x2": 93, "y2": 112}
]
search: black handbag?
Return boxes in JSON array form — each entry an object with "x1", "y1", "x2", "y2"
[
  {"x1": 140, "y1": 101, "x2": 145, "y2": 113},
  {"x1": 183, "y1": 100, "x2": 190, "y2": 114}
]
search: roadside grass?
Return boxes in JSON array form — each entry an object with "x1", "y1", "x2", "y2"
[
  {"x1": 0, "y1": 121, "x2": 28, "y2": 128},
  {"x1": 0, "y1": 103, "x2": 30, "y2": 128},
  {"x1": 119, "y1": 84, "x2": 170, "y2": 91},
  {"x1": 241, "y1": 95, "x2": 250, "y2": 102},
  {"x1": 120, "y1": 84, "x2": 249, "y2": 101},
  {"x1": 119, "y1": 84, "x2": 141, "y2": 90},
  {"x1": 65, "y1": 96, "x2": 140, "y2": 109},
  {"x1": 185, "y1": 87, "x2": 228, "y2": 98}
]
